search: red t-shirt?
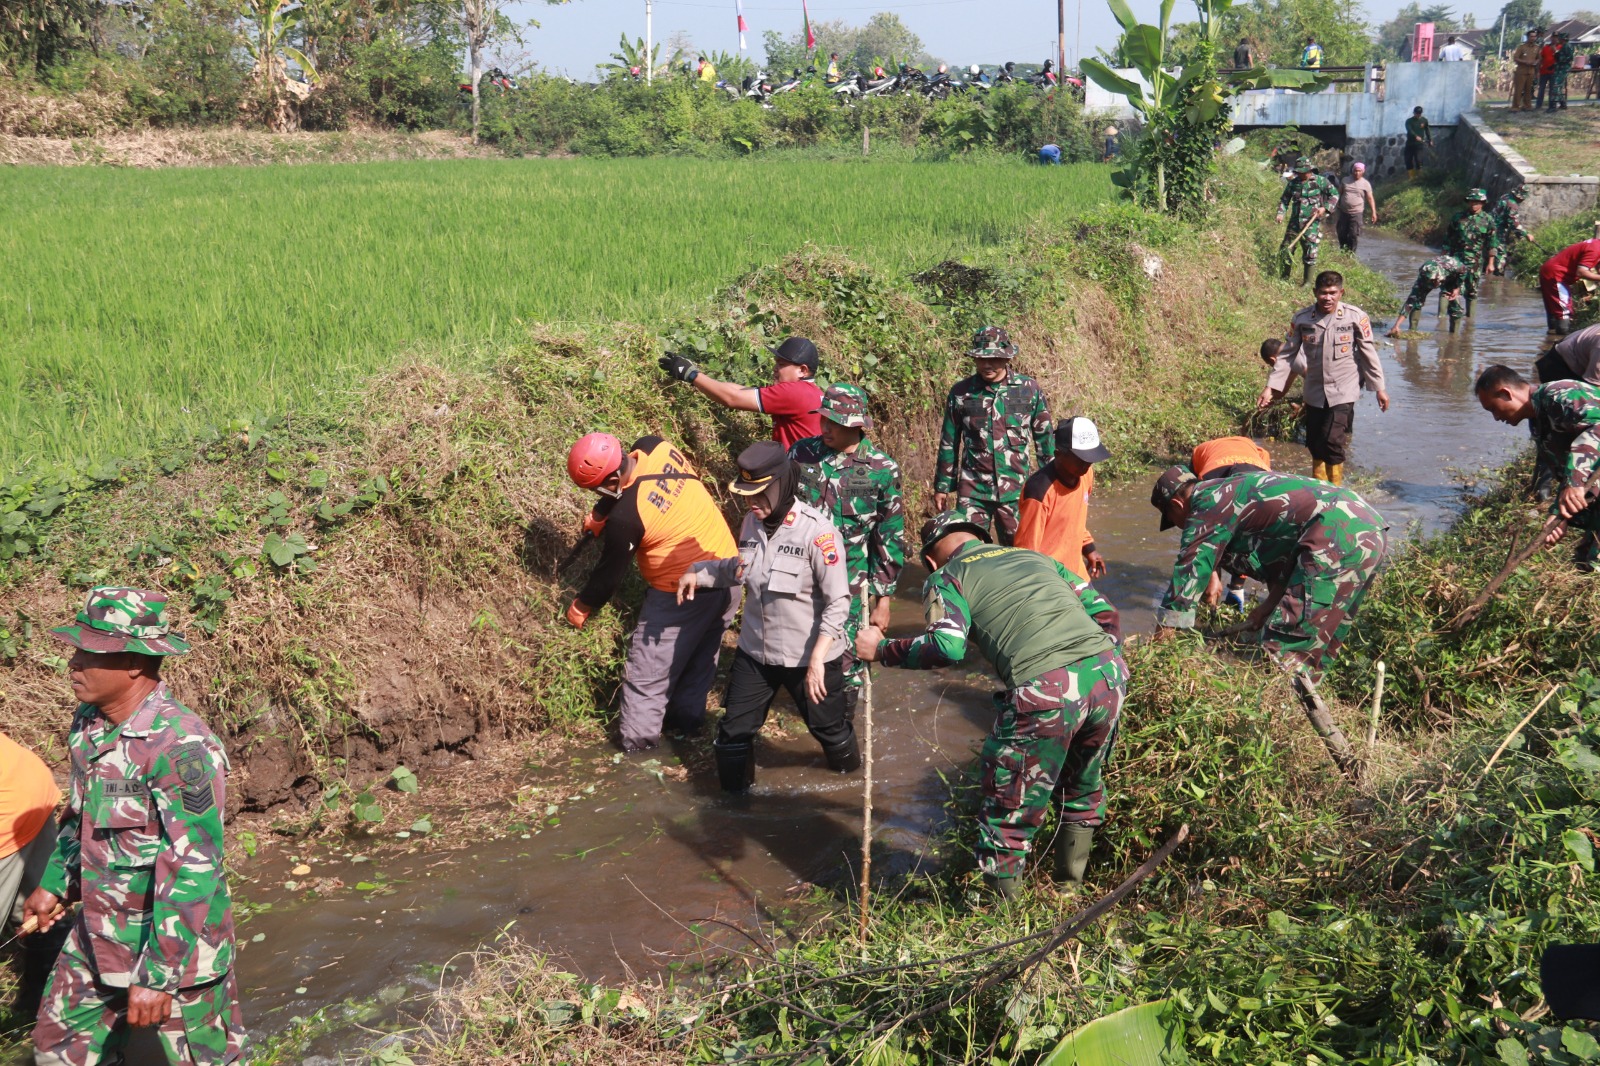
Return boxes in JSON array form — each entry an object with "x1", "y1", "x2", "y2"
[
  {"x1": 1543, "y1": 240, "x2": 1600, "y2": 283},
  {"x1": 757, "y1": 380, "x2": 823, "y2": 449},
  {"x1": 1540, "y1": 45, "x2": 1556, "y2": 74}
]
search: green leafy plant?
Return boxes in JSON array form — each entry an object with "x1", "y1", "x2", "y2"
[
  {"x1": 389, "y1": 765, "x2": 419, "y2": 793},
  {"x1": 261, "y1": 530, "x2": 315, "y2": 573}
]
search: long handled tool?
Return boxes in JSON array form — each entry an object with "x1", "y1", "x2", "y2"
[
  {"x1": 1280, "y1": 214, "x2": 1320, "y2": 265},
  {"x1": 856, "y1": 599, "x2": 875, "y2": 950},
  {"x1": 0, "y1": 904, "x2": 69, "y2": 952},
  {"x1": 1447, "y1": 465, "x2": 1600, "y2": 631}
]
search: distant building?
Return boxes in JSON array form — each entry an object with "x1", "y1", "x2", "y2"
[{"x1": 1396, "y1": 21, "x2": 1595, "y2": 60}]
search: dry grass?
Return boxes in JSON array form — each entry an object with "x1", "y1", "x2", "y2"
[{"x1": 0, "y1": 126, "x2": 495, "y2": 167}]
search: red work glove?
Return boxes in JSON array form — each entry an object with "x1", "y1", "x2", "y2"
[
  {"x1": 582, "y1": 512, "x2": 607, "y2": 538},
  {"x1": 565, "y1": 600, "x2": 593, "y2": 629}
]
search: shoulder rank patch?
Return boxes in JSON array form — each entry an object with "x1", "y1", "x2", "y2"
[
  {"x1": 813, "y1": 531, "x2": 840, "y2": 565},
  {"x1": 783, "y1": 510, "x2": 798, "y2": 527},
  {"x1": 172, "y1": 742, "x2": 216, "y2": 816}
]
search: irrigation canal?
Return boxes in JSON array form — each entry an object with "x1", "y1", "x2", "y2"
[{"x1": 226, "y1": 231, "x2": 1549, "y2": 1061}]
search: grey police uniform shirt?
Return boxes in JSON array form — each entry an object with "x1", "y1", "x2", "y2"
[
  {"x1": 1554, "y1": 324, "x2": 1600, "y2": 384},
  {"x1": 1268, "y1": 301, "x2": 1384, "y2": 408},
  {"x1": 689, "y1": 500, "x2": 849, "y2": 667}
]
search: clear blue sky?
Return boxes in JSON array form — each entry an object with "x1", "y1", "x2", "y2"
[{"x1": 499, "y1": 0, "x2": 1588, "y2": 79}]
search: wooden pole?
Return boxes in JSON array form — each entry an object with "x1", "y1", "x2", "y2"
[
  {"x1": 1366, "y1": 660, "x2": 1385, "y2": 751},
  {"x1": 857, "y1": 599, "x2": 875, "y2": 949}
]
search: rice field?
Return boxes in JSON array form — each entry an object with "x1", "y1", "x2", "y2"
[{"x1": 0, "y1": 156, "x2": 1114, "y2": 466}]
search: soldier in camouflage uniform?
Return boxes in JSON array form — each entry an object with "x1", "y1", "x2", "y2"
[
  {"x1": 1492, "y1": 186, "x2": 1533, "y2": 273},
  {"x1": 856, "y1": 513, "x2": 1125, "y2": 899},
  {"x1": 934, "y1": 327, "x2": 1054, "y2": 546},
  {"x1": 1151, "y1": 468, "x2": 1388, "y2": 685},
  {"x1": 1388, "y1": 254, "x2": 1470, "y2": 334},
  {"x1": 1443, "y1": 189, "x2": 1500, "y2": 319},
  {"x1": 1550, "y1": 32, "x2": 1575, "y2": 111},
  {"x1": 789, "y1": 383, "x2": 906, "y2": 712},
  {"x1": 1277, "y1": 160, "x2": 1337, "y2": 285},
  {"x1": 23, "y1": 588, "x2": 242, "y2": 1066},
  {"x1": 1477, "y1": 364, "x2": 1600, "y2": 568}
]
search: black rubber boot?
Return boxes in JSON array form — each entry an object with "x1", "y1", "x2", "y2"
[
  {"x1": 822, "y1": 732, "x2": 862, "y2": 773},
  {"x1": 713, "y1": 738, "x2": 755, "y2": 794},
  {"x1": 1576, "y1": 532, "x2": 1600, "y2": 573},
  {"x1": 1465, "y1": 294, "x2": 1475, "y2": 318},
  {"x1": 1557, "y1": 318, "x2": 1575, "y2": 335},
  {"x1": 842, "y1": 687, "x2": 859, "y2": 724},
  {"x1": 1052, "y1": 825, "x2": 1095, "y2": 884}
]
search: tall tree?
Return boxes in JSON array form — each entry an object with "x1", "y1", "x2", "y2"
[
  {"x1": 458, "y1": 0, "x2": 566, "y2": 144},
  {"x1": 1499, "y1": 0, "x2": 1553, "y2": 29},
  {"x1": 0, "y1": 0, "x2": 100, "y2": 76}
]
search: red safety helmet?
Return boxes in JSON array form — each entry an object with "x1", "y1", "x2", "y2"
[{"x1": 567, "y1": 433, "x2": 624, "y2": 488}]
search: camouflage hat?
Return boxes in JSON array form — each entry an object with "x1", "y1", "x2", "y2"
[
  {"x1": 49, "y1": 587, "x2": 191, "y2": 656},
  {"x1": 1464, "y1": 187, "x2": 1489, "y2": 203},
  {"x1": 1509, "y1": 185, "x2": 1530, "y2": 201},
  {"x1": 1292, "y1": 159, "x2": 1315, "y2": 174},
  {"x1": 819, "y1": 383, "x2": 873, "y2": 430},
  {"x1": 1150, "y1": 465, "x2": 1198, "y2": 531},
  {"x1": 919, "y1": 511, "x2": 990, "y2": 569},
  {"x1": 968, "y1": 326, "x2": 1019, "y2": 360}
]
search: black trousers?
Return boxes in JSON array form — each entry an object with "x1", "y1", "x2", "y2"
[
  {"x1": 1304, "y1": 402, "x2": 1355, "y2": 465},
  {"x1": 718, "y1": 647, "x2": 852, "y2": 749},
  {"x1": 1403, "y1": 141, "x2": 1424, "y2": 170},
  {"x1": 1335, "y1": 211, "x2": 1362, "y2": 252},
  {"x1": 1535, "y1": 347, "x2": 1569, "y2": 384}
]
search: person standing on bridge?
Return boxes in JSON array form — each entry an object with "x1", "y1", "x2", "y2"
[
  {"x1": 1300, "y1": 35, "x2": 1323, "y2": 69},
  {"x1": 1276, "y1": 160, "x2": 1337, "y2": 285},
  {"x1": 1387, "y1": 254, "x2": 1470, "y2": 334},
  {"x1": 1259, "y1": 270, "x2": 1388, "y2": 485},
  {"x1": 854, "y1": 512, "x2": 1126, "y2": 899},
  {"x1": 934, "y1": 326, "x2": 1054, "y2": 546},
  {"x1": 1148, "y1": 467, "x2": 1389, "y2": 689},
  {"x1": 1334, "y1": 162, "x2": 1377, "y2": 253},
  {"x1": 563, "y1": 432, "x2": 740, "y2": 751},
  {"x1": 1233, "y1": 38, "x2": 1255, "y2": 69},
  {"x1": 1539, "y1": 237, "x2": 1600, "y2": 333},
  {"x1": 1444, "y1": 188, "x2": 1500, "y2": 320},
  {"x1": 1404, "y1": 106, "x2": 1432, "y2": 179},
  {"x1": 1512, "y1": 28, "x2": 1542, "y2": 111},
  {"x1": 1437, "y1": 35, "x2": 1472, "y2": 61},
  {"x1": 660, "y1": 336, "x2": 823, "y2": 449}
]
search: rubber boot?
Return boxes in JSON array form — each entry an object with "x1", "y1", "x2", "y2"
[
  {"x1": 1576, "y1": 531, "x2": 1600, "y2": 573},
  {"x1": 713, "y1": 737, "x2": 755, "y2": 794},
  {"x1": 1328, "y1": 463, "x2": 1344, "y2": 487},
  {"x1": 842, "y1": 686, "x2": 859, "y2": 724},
  {"x1": 18, "y1": 921, "x2": 67, "y2": 1020},
  {"x1": 1556, "y1": 318, "x2": 1575, "y2": 335},
  {"x1": 1409, "y1": 309, "x2": 1420, "y2": 331},
  {"x1": 1052, "y1": 825, "x2": 1095, "y2": 884},
  {"x1": 984, "y1": 873, "x2": 1021, "y2": 901},
  {"x1": 1301, "y1": 262, "x2": 1314, "y2": 286},
  {"x1": 1311, "y1": 460, "x2": 1328, "y2": 482},
  {"x1": 821, "y1": 732, "x2": 862, "y2": 773},
  {"x1": 1465, "y1": 293, "x2": 1475, "y2": 319}
]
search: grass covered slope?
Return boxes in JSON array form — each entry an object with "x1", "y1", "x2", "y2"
[
  {"x1": 0, "y1": 156, "x2": 1113, "y2": 466},
  {"x1": 1480, "y1": 106, "x2": 1600, "y2": 179}
]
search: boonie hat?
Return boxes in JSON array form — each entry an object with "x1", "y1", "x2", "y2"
[
  {"x1": 820, "y1": 383, "x2": 872, "y2": 430},
  {"x1": 918, "y1": 511, "x2": 990, "y2": 570},
  {"x1": 1293, "y1": 159, "x2": 1315, "y2": 174},
  {"x1": 50, "y1": 586, "x2": 191, "y2": 656},
  {"x1": 768, "y1": 336, "x2": 820, "y2": 372},
  {"x1": 728, "y1": 440, "x2": 790, "y2": 496},
  {"x1": 1465, "y1": 187, "x2": 1489, "y2": 203},
  {"x1": 968, "y1": 326, "x2": 1018, "y2": 359},
  {"x1": 1150, "y1": 465, "x2": 1197, "y2": 531},
  {"x1": 1055, "y1": 417, "x2": 1111, "y2": 464}
]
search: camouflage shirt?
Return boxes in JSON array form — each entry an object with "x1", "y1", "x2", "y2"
[
  {"x1": 935, "y1": 372, "x2": 1054, "y2": 503},
  {"x1": 1492, "y1": 195, "x2": 1530, "y2": 247},
  {"x1": 1155, "y1": 471, "x2": 1385, "y2": 628},
  {"x1": 790, "y1": 434, "x2": 906, "y2": 599},
  {"x1": 1279, "y1": 175, "x2": 1337, "y2": 226},
  {"x1": 39, "y1": 684, "x2": 234, "y2": 992},
  {"x1": 1418, "y1": 255, "x2": 1468, "y2": 287},
  {"x1": 1555, "y1": 42, "x2": 1576, "y2": 73},
  {"x1": 1444, "y1": 208, "x2": 1500, "y2": 270},
  {"x1": 1531, "y1": 382, "x2": 1600, "y2": 498}
]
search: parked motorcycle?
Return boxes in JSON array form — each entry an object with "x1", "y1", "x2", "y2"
[{"x1": 459, "y1": 67, "x2": 516, "y2": 95}]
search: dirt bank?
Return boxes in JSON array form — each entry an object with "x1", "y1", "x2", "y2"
[{"x1": 0, "y1": 127, "x2": 496, "y2": 167}]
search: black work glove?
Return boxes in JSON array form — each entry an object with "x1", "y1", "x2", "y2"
[{"x1": 658, "y1": 352, "x2": 700, "y2": 384}]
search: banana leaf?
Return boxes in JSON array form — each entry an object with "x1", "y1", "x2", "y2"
[{"x1": 1040, "y1": 1000, "x2": 1187, "y2": 1066}]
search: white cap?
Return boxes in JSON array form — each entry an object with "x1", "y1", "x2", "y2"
[{"x1": 1055, "y1": 416, "x2": 1111, "y2": 463}]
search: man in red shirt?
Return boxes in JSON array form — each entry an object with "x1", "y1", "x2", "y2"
[
  {"x1": 1540, "y1": 239, "x2": 1600, "y2": 333},
  {"x1": 1537, "y1": 36, "x2": 1557, "y2": 109},
  {"x1": 659, "y1": 337, "x2": 823, "y2": 448}
]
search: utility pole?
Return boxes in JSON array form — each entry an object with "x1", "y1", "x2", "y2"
[
  {"x1": 1058, "y1": 0, "x2": 1066, "y2": 75},
  {"x1": 1497, "y1": 11, "x2": 1507, "y2": 59},
  {"x1": 1075, "y1": 0, "x2": 1083, "y2": 71},
  {"x1": 646, "y1": 0, "x2": 654, "y2": 84}
]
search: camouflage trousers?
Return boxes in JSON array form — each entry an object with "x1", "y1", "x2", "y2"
[
  {"x1": 978, "y1": 648, "x2": 1127, "y2": 879},
  {"x1": 1262, "y1": 502, "x2": 1388, "y2": 684},
  {"x1": 957, "y1": 498, "x2": 1021, "y2": 546},
  {"x1": 842, "y1": 589, "x2": 869, "y2": 692},
  {"x1": 1281, "y1": 218, "x2": 1322, "y2": 271},
  {"x1": 33, "y1": 924, "x2": 244, "y2": 1066},
  {"x1": 1399, "y1": 272, "x2": 1463, "y2": 323}
]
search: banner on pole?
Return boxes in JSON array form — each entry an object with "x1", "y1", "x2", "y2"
[
  {"x1": 736, "y1": 0, "x2": 747, "y2": 51},
  {"x1": 803, "y1": 0, "x2": 815, "y2": 51}
]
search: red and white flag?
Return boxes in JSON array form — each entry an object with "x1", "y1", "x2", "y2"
[
  {"x1": 803, "y1": 0, "x2": 815, "y2": 50},
  {"x1": 736, "y1": 0, "x2": 747, "y2": 51}
]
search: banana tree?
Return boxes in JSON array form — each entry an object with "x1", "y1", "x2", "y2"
[
  {"x1": 601, "y1": 33, "x2": 680, "y2": 81},
  {"x1": 1080, "y1": 0, "x2": 1181, "y2": 207},
  {"x1": 241, "y1": 0, "x2": 317, "y2": 131}
]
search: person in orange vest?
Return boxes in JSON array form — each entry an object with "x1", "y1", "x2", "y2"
[
  {"x1": 1, "y1": 731, "x2": 63, "y2": 1017},
  {"x1": 1015, "y1": 417, "x2": 1111, "y2": 581}
]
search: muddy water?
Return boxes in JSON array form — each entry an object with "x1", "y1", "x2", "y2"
[{"x1": 229, "y1": 231, "x2": 1553, "y2": 1058}]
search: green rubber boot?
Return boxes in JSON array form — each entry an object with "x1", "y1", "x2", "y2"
[
  {"x1": 1053, "y1": 825, "x2": 1095, "y2": 884},
  {"x1": 984, "y1": 873, "x2": 1021, "y2": 901}
]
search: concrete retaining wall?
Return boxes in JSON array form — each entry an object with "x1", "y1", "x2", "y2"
[{"x1": 1453, "y1": 112, "x2": 1598, "y2": 225}]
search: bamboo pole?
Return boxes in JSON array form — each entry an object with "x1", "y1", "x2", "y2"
[
  {"x1": 857, "y1": 598, "x2": 874, "y2": 949},
  {"x1": 1366, "y1": 660, "x2": 1385, "y2": 751}
]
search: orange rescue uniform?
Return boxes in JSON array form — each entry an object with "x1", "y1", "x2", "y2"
[
  {"x1": 1191, "y1": 437, "x2": 1272, "y2": 478},
  {"x1": 0, "y1": 731, "x2": 60, "y2": 860},
  {"x1": 1016, "y1": 463, "x2": 1096, "y2": 580}
]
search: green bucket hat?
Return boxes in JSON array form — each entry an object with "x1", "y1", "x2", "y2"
[
  {"x1": 50, "y1": 587, "x2": 191, "y2": 656},
  {"x1": 968, "y1": 326, "x2": 1019, "y2": 359},
  {"x1": 1292, "y1": 159, "x2": 1315, "y2": 174},
  {"x1": 1464, "y1": 187, "x2": 1489, "y2": 203},
  {"x1": 919, "y1": 511, "x2": 990, "y2": 570},
  {"x1": 819, "y1": 383, "x2": 872, "y2": 430}
]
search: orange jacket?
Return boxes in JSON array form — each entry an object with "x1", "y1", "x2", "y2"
[
  {"x1": 1016, "y1": 463, "x2": 1095, "y2": 580},
  {"x1": 1192, "y1": 437, "x2": 1271, "y2": 478},
  {"x1": 0, "y1": 731, "x2": 60, "y2": 860}
]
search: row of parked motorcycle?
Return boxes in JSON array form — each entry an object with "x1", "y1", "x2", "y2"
[{"x1": 724, "y1": 61, "x2": 1085, "y2": 106}]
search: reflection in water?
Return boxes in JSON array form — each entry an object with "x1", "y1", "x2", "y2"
[{"x1": 228, "y1": 231, "x2": 1554, "y2": 1060}]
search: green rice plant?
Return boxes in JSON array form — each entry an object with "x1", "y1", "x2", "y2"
[{"x1": 0, "y1": 157, "x2": 1114, "y2": 467}]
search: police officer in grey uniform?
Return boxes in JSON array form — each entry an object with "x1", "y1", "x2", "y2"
[{"x1": 679, "y1": 441, "x2": 857, "y2": 792}]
